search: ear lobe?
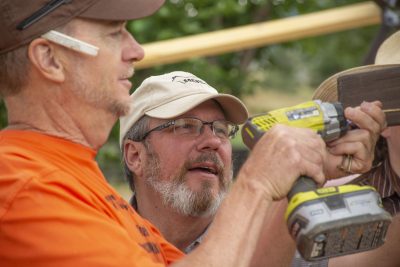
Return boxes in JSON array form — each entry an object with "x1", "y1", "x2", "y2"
[
  {"x1": 28, "y1": 38, "x2": 65, "y2": 83},
  {"x1": 124, "y1": 140, "x2": 145, "y2": 177}
]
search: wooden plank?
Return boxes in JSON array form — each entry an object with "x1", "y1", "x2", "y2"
[{"x1": 135, "y1": 1, "x2": 381, "y2": 69}]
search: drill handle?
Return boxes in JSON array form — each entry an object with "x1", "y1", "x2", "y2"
[{"x1": 287, "y1": 176, "x2": 317, "y2": 200}]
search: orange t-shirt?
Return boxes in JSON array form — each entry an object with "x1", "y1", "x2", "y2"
[{"x1": 0, "y1": 130, "x2": 183, "y2": 267}]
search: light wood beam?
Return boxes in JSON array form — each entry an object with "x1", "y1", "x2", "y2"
[{"x1": 135, "y1": 1, "x2": 381, "y2": 69}]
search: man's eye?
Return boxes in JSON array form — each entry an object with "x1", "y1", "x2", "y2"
[
  {"x1": 215, "y1": 126, "x2": 228, "y2": 136},
  {"x1": 174, "y1": 121, "x2": 198, "y2": 135},
  {"x1": 110, "y1": 30, "x2": 122, "y2": 37},
  {"x1": 182, "y1": 123, "x2": 196, "y2": 129}
]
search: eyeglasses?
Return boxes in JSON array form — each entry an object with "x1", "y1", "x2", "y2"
[{"x1": 138, "y1": 117, "x2": 239, "y2": 141}]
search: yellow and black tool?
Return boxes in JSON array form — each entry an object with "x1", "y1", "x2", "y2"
[{"x1": 241, "y1": 100, "x2": 392, "y2": 261}]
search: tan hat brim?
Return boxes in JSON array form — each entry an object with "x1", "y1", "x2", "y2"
[
  {"x1": 312, "y1": 64, "x2": 400, "y2": 102},
  {"x1": 1, "y1": 0, "x2": 166, "y2": 54},
  {"x1": 375, "y1": 30, "x2": 400, "y2": 65},
  {"x1": 146, "y1": 93, "x2": 249, "y2": 124},
  {"x1": 81, "y1": 0, "x2": 165, "y2": 20}
]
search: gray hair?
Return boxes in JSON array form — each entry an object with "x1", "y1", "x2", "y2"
[{"x1": 121, "y1": 115, "x2": 151, "y2": 192}]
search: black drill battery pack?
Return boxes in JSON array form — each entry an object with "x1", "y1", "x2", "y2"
[{"x1": 286, "y1": 185, "x2": 392, "y2": 261}]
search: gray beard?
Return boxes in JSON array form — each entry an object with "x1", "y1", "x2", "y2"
[{"x1": 143, "y1": 142, "x2": 232, "y2": 217}]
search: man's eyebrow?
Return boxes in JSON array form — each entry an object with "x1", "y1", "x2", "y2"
[{"x1": 103, "y1": 21, "x2": 125, "y2": 28}]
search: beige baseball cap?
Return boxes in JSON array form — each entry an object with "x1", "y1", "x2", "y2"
[{"x1": 119, "y1": 71, "x2": 249, "y2": 146}]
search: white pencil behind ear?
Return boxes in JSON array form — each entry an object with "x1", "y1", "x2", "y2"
[{"x1": 41, "y1": 30, "x2": 99, "y2": 56}]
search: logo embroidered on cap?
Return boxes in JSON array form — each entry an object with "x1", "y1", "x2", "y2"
[{"x1": 172, "y1": 75, "x2": 207, "y2": 85}]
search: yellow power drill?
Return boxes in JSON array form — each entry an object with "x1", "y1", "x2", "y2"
[{"x1": 241, "y1": 100, "x2": 392, "y2": 261}]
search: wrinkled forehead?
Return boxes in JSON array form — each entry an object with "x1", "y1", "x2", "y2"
[
  {"x1": 62, "y1": 18, "x2": 125, "y2": 33},
  {"x1": 172, "y1": 100, "x2": 227, "y2": 121}
]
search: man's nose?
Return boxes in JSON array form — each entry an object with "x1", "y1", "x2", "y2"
[
  {"x1": 122, "y1": 30, "x2": 145, "y2": 62},
  {"x1": 196, "y1": 125, "x2": 222, "y2": 151}
]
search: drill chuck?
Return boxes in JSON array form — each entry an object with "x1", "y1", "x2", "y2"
[{"x1": 317, "y1": 101, "x2": 347, "y2": 142}]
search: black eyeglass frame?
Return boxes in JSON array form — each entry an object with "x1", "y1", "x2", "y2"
[
  {"x1": 135, "y1": 117, "x2": 239, "y2": 141},
  {"x1": 17, "y1": 0, "x2": 72, "y2": 30}
]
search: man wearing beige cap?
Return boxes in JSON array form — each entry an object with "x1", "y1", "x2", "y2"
[
  {"x1": 119, "y1": 71, "x2": 249, "y2": 253},
  {"x1": 119, "y1": 71, "x2": 386, "y2": 266}
]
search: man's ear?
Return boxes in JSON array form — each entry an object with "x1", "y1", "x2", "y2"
[
  {"x1": 124, "y1": 140, "x2": 145, "y2": 178},
  {"x1": 27, "y1": 38, "x2": 65, "y2": 83}
]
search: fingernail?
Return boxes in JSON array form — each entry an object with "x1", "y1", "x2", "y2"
[
  {"x1": 361, "y1": 101, "x2": 370, "y2": 110},
  {"x1": 347, "y1": 108, "x2": 355, "y2": 117}
]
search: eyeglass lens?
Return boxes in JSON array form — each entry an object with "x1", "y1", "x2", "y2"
[{"x1": 173, "y1": 118, "x2": 235, "y2": 139}]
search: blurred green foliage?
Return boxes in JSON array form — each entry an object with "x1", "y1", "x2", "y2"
[
  {"x1": 0, "y1": 0, "x2": 382, "y2": 185},
  {"x1": 128, "y1": 0, "x2": 377, "y2": 97},
  {"x1": 0, "y1": 101, "x2": 6, "y2": 128}
]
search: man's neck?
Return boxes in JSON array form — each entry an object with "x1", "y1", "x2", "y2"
[
  {"x1": 4, "y1": 87, "x2": 115, "y2": 150},
  {"x1": 134, "y1": 190, "x2": 212, "y2": 252}
]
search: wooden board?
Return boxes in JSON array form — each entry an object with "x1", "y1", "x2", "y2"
[{"x1": 135, "y1": 1, "x2": 381, "y2": 69}]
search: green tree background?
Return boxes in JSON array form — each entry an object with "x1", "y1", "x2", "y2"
[{"x1": 0, "y1": 0, "x2": 384, "y2": 194}]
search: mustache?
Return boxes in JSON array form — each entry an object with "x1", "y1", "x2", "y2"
[
  {"x1": 120, "y1": 67, "x2": 135, "y2": 79},
  {"x1": 184, "y1": 152, "x2": 225, "y2": 175}
]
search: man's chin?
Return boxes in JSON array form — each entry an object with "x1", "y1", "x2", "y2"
[{"x1": 110, "y1": 101, "x2": 131, "y2": 117}]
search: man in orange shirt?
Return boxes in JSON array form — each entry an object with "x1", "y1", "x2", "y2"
[
  {"x1": 0, "y1": 1, "x2": 184, "y2": 267},
  {"x1": 0, "y1": 1, "x2": 387, "y2": 267}
]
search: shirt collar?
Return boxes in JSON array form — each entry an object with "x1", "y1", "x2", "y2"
[{"x1": 130, "y1": 193, "x2": 209, "y2": 254}]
